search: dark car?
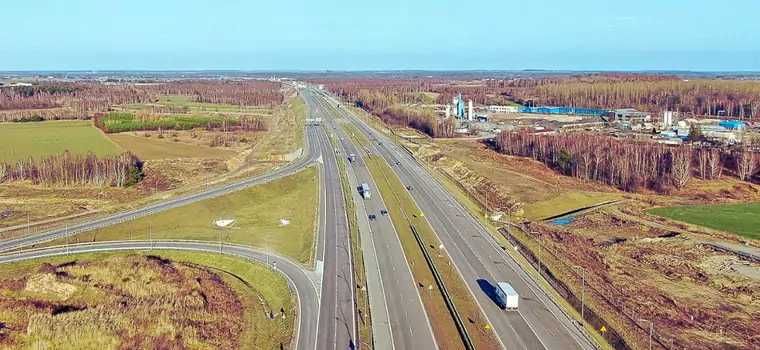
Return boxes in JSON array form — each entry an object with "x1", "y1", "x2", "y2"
[
  {"x1": 368, "y1": 214, "x2": 377, "y2": 221},
  {"x1": 406, "y1": 186, "x2": 413, "y2": 191},
  {"x1": 395, "y1": 161, "x2": 401, "y2": 165},
  {"x1": 380, "y1": 209, "x2": 388, "y2": 216},
  {"x1": 379, "y1": 141, "x2": 383, "y2": 145}
]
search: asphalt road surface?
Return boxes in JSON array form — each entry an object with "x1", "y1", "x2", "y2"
[
  {"x1": 0, "y1": 240, "x2": 319, "y2": 350},
  {"x1": 302, "y1": 92, "x2": 359, "y2": 350},
  {"x1": 0, "y1": 126, "x2": 322, "y2": 252},
  {"x1": 319, "y1": 91, "x2": 597, "y2": 350},
  {"x1": 310, "y1": 92, "x2": 438, "y2": 350}
]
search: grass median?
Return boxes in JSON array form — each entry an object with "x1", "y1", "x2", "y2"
[
  {"x1": 364, "y1": 156, "x2": 501, "y2": 350},
  {"x1": 0, "y1": 250, "x2": 293, "y2": 349},
  {"x1": 35, "y1": 167, "x2": 319, "y2": 266},
  {"x1": 420, "y1": 158, "x2": 614, "y2": 350}
]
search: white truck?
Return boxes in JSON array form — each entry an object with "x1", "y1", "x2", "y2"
[
  {"x1": 360, "y1": 183, "x2": 371, "y2": 200},
  {"x1": 495, "y1": 282, "x2": 519, "y2": 311},
  {"x1": 349, "y1": 154, "x2": 356, "y2": 163}
]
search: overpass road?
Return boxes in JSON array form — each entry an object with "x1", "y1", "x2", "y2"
[
  {"x1": 0, "y1": 240, "x2": 319, "y2": 350},
  {"x1": 310, "y1": 92, "x2": 437, "y2": 350},
  {"x1": 319, "y1": 91, "x2": 597, "y2": 350}
]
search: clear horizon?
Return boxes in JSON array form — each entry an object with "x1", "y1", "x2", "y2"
[{"x1": 3, "y1": 0, "x2": 759, "y2": 71}]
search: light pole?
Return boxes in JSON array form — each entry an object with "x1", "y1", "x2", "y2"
[
  {"x1": 636, "y1": 318, "x2": 653, "y2": 350},
  {"x1": 572, "y1": 265, "x2": 586, "y2": 322},
  {"x1": 149, "y1": 221, "x2": 153, "y2": 249},
  {"x1": 530, "y1": 231, "x2": 542, "y2": 277},
  {"x1": 266, "y1": 235, "x2": 272, "y2": 266}
]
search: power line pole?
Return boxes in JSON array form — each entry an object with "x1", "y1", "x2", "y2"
[{"x1": 573, "y1": 265, "x2": 586, "y2": 322}]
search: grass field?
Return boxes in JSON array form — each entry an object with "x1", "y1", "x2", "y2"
[
  {"x1": 108, "y1": 133, "x2": 235, "y2": 160},
  {"x1": 363, "y1": 156, "x2": 501, "y2": 349},
  {"x1": 523, "y1": 192, "x2": 620, "y2": 221},
  {"x1": 0, "y1": 121, "x2": 121, "y2": 163},
  {"x1": 39, "y1": 167, "x2": 319, "y2": 264},
  {"x1": 648, "y1": 202, "x2": 760, "y2": 240},
  {"x1": 0, "y1": 250, "x2": 293, "y2": 349}
]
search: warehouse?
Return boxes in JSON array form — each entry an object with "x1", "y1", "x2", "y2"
[{"x1": 606, "y1": 108, "x2": 652, "y2": 123}]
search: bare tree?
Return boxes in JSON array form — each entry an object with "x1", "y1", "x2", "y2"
[
  {"x1": 671, "y1": 148, "x2": 693, "y2": 189},
  {"x1": 735, "y1": 149, "x2": 759, "y2": 181}
]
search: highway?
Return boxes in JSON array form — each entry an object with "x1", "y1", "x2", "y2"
[
  {"x1": 301, "y1": 92, "x2": 359, "y2": 350},
  {"x1": 0, "y1": 126, "x2": 322, "y2": 252},
  {"x1": 0, "y1": 240, "x2": 319, "y2": 350},
  {"x1": 318, "y1": 91, "x2": 597, "y2": 350},
  {"x1": 309, "y1": 91, "x2": 438, "y2": 350}
]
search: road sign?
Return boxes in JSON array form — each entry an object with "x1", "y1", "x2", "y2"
[
  {"x1": 600, "y1": 325, "x2": 608, "y2": 333},
  {"x1": 485, "y1": 323, "x2": 491, "y2": 330}
]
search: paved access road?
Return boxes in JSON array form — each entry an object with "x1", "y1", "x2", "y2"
[
  {"x1": 319, "y1": 91, "x2": 597, "y2": 350},
  {"x1": 310, "y1": 92, "x2": 438, "y2": 350},
  {"x1": 0, "y1": 240, "x2": 319, "y2": 350},
  {"x1": 0, "y1": 126, "x2": 322, "y2": 252},
  {"x1": 301, "y1": 92, "x2": 359, "y2": 350}
]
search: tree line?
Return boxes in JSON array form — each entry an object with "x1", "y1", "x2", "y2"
[
  {"x1": 147, "y1": 81, "x2": 284, "y2": 107},
  {"x1": 0, "y1": 151, "x2": 144, "y2": 187},
  {"x1": 93, "y1": 112, "x2": 266, "y2": 133},
  {"x1": 495, "y1": 132, "x2": 760, "y2": 192},
  {"x1": 319, "y1": 74, "x2": 760, "y2": 122}
]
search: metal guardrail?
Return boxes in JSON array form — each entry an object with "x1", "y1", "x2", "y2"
[{"x1": 411, "y1": 225, "x2": 475, "y2": 350}]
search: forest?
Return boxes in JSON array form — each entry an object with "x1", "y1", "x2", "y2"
[
  {"x1": 495, "y1": 132, "x2": 760, "y2": 192},
  {"x1": 0, "y1": 81, "x2": 284, "y2": 121},
  {"x1": 319, "y1": 74, "x2": 760, "y2": 127},
  {"x1": 0, "y1": 151, "x2": 144, "y2": 187}
]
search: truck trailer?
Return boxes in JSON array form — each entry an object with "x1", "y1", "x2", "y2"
[
  {"x1": 360, "y1": 183, "x2": 371, "y2": 200},
  {"x1": 494, "y1": 282, "x2": 519, "y2": 310}
]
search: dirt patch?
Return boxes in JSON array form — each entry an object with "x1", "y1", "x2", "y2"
[
  {"x1": 24, "y1": 274, "x2": 78, "y2": 300},
  {"x1": 0, "y1": 254, "x2": 246, "y2": 349}
]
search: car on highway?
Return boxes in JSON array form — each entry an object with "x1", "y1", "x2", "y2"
[
  {"x1": 406, "y1": 186, "x2": 413, "y2": 191},
  {"x1": 395, "y1": 161, "x2": 401, "y2": 165},
  {"x1": 368, "y1": 214, "x2": 377, "y2": 221},
  {"x1": 380, "y1": 209, "x2": 388, "y2": 216},
  {"x1": 379, "y1": 141, "x2": 383, "y2": 145}
]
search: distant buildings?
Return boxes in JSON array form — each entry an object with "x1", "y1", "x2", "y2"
[
  {"x1": 607, "y1": 108, "x2": 652, "y2": 123},
  {"x1": 488, "y1": 105, "x2": 520, "y2": 113},
  {"x1": 718, "y1": 120, "x2": 747, "y2": 130}
]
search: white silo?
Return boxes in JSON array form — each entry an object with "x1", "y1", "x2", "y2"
[
  {"x1": 445, "y1": 105, "x2": 451, "y2": 118},
  {"x1": 468, "y1": 100, "x2": 474, "y2": 121}
]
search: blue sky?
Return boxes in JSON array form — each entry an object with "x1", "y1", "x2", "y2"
[{"x1": 2, "y1": 0, "x2": 759, "y2": 71}]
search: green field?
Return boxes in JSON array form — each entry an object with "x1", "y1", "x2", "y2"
[
  {"x1": 0, "y1": 121, "x2": 122, "y2": 163},
  {"x1": 108, "y1": 133, "x2": 235, "y2": 160},
  {"x1": 40, "y1": 167, "x2": 319, "y2": 264},
  {"x1": 522, "y1": 192, "x2": 620, "y2": 221},
  {"x1": 0, "y1": 250, "x2": 293, "y2": 349},
  {"x1": 648, "y1": 202, "x2": 760, "y2": 240}
]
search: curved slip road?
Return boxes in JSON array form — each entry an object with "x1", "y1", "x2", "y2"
[
  {"x1": 0, "y1": 240, "x2": 319, "y2": 350},
  {"x1": 0, "y1": 125, "x2": 322, "y2": 252}
]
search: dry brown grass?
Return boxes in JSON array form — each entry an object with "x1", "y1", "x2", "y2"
[
  {"x1": 0, "y1": 252, "x2": 293, "y2": 350},
  {"x1": 409, "y1": 136, "x2": 760, "y2": 349}
]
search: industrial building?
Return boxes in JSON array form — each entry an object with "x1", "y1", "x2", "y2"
[
  {"x1": 606, "y1": 108, "x2": 652, "y2": 123},
  {"x1": 488, "y1": 105, "x2": 520, "y2": 113},
  {"x1": 718, "y1": 120, "x2": 747, "y2": 130}
]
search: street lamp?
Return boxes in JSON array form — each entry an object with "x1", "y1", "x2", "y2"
[
  {"x1": 531, "y1": 231, "x2": 542, "y2": 277},
  {"x1": 636, "y1": 318, "x2": 653, "y2": 350},
  {"x1": 572, "y1": 265, "x2": 586, "y2": 322},
  {"x1": 266, "y1": 235, "x2": 272, "y2": 266}
]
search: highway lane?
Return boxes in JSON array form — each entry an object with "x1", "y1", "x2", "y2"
[
  {"x1": 303, "y1": 92, "x2": 358, "y2": 350},
  {"x1": 312, "y1": 94, "x2": 437, "y2": 350},
  {"x1": 321, "y1": 92, "x2": 596, "y2": 350},
  {"x1": 0, "y1": 240, "x2": 319, "y2": 350},
  {"x1": 0, "y1": 126, "x2": 322, "y2": 252}
]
